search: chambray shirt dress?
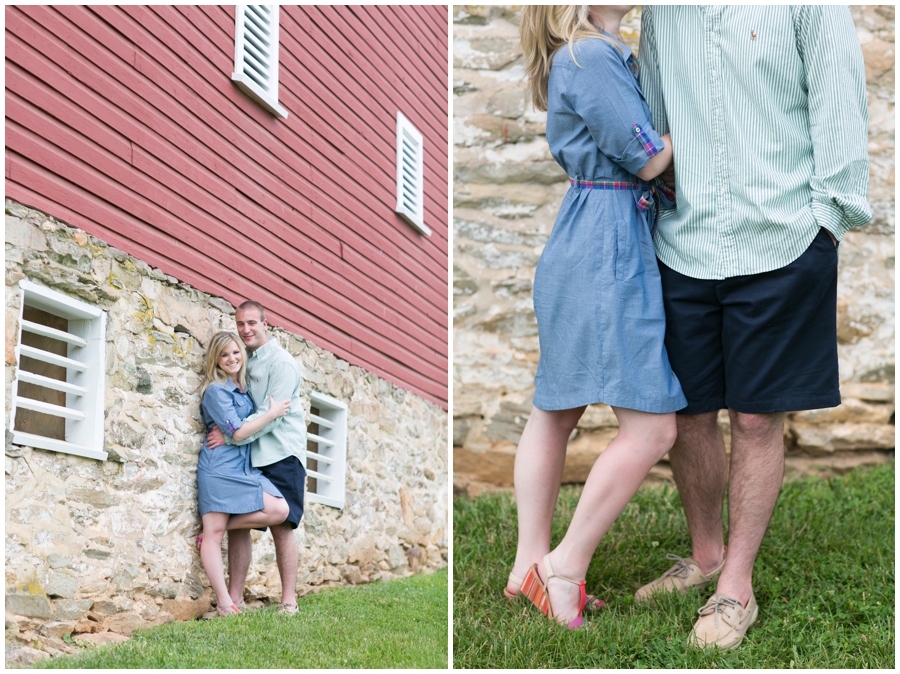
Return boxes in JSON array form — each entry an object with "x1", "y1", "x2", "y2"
[
  {"x1": 197, "y1": 380, "x2": 283, "y2": 516},
  {"x1": 532, "y1": 35, "x2": 686, "y2": 413}
]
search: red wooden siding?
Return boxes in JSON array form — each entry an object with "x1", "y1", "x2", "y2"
[{"x1": 5, "y1": 5, "x2": 449, "y2": 408}]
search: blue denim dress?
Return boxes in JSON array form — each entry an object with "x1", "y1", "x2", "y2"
[
  {"x1": 197, "y1": 380, "x2": 283, "y2": 516},
  {"x1": 533, "y1": 35, "x2": 686, "y2": 413}
]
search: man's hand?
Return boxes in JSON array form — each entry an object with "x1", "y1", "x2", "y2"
[
  {"x1": 206, "y1": 425, "x2": 226, "y2": 449},
  {"x1": 824, "y1": 228, "x2": 838, "y2": 246}
]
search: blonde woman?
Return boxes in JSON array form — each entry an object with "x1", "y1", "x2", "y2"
[
  {"x1": 506, "y1": 6, "x2": 686, "y2": 628},
  {"x1": 197, "y1": 331, "x2": 291, "y2": 616}
]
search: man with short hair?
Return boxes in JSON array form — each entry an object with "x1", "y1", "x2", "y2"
[
  {"x1": 207, "y1": 300, "x2": 307, "y2": 614},
  {"x1": 635, "y1": 5, "x2": 870, "y2": 649}
]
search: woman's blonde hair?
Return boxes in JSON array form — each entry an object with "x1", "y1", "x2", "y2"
[
  {"x1": 520, "y1": 5, "x2": 623, "y2": 112},
  {"x1": 200, "y1": 331, "x2": 247, "y2": 397}
]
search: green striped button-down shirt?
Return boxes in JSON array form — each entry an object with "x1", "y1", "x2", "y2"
[
  {"x1": 232, "y1": 339, "x2": 308, "y2": 469},
  {"x1": 639, "y1": 5, "x2": 871, "y2": 279}
]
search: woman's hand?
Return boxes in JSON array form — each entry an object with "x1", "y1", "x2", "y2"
[{"x1": 267, "y1": 396, "x2": 291, "y2": 419}]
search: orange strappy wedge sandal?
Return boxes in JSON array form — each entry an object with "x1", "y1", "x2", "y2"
[
  {"x1": 505, "y1": 569, "x2": 606, "y2": 610},
  {"x1": 520, "y1": 554, "x2": 588, "y2": 629}
]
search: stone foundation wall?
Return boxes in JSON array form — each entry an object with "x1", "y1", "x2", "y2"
[
  {"x1": 5, "y1": 201, "x2": 448, "y2": 655},
  {"x1": 453, "y1": 6, "x2": 895, "y2": 494}
]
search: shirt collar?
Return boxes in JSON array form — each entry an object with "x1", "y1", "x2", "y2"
[
  {"x1": 595, "y1": 25, "x2": 634, "y2": 62},
  {"x1": 248, "y1": 339, "x2": 275, "y2": 360}
]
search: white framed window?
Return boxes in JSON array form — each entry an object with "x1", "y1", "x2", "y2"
[
  {"x1": 231, "y1": 4, "x2": 288, "y2": 119},
  {"x1": 305, "y1": 391, "x2": 348, "y2": 509},
  {"x1": 395, "y1": 111, "x2": 430, "y2": 236},
  {"x1": 10, "y1": 280, "x2": 107, "y2": 461}
]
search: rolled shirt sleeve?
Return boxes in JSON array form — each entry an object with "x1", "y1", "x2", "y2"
[
  {"x1": 563, "y1": 39, "x2": 665, "y2": 177},
  {"x1": 796, "y1": 5, "x2": 871, "y2": 239},
  {"x1": 201, "y1": 384, "x2": 247, "y2": 437}
]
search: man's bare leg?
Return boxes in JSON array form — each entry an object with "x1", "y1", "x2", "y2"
[
  {"x1": 714, "y1": 411, "x2": 785, "y2": 606},
  {"x1": 271, "y1": 523, "x2": 299, "y2": 606},
  {"x1": 668, "y1": 412, "x2": 728, "y2": 573},
  {"x1": 227, "y1": 528, "x2": 252, "y2": 606}
]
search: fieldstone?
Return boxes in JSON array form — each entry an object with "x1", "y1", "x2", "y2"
[
  {"x1": 90, "y1": 600, "x2": 118, "y2": 615},
  {"x1": 147, "y1": 582, "x2": 179, "y2": 599},
  {"x1": 6, "y1": 594, "x2": 53, "y2": 619},
  {"x1": 73, "y1": 631, "x2": 131, "y2": 647},
  {"x1": 111, "y1": 569, "x2": 137, "y2": 592},
  {"x1": 841, "y1": 382, "x2": 894, "y2": 403},
  {"x1": 104, "y1": 612, "x2": 145, "y2": 635},
  {"x1": 388, "y1": 545, "x2": 406, "y2": 569},
  {"x1": 51, "y1": 599, "x2": 93, "y2": 621},
  {"x1": 793, "y1": 422, "x2": 895, "y2": 454},
  {"x1": 455, "y1": 218, "x2": 545, "y2": 247},
  {"x1": 44, "y1": 570, "x2": 78, "y2": 599},
  {"x1": 4, "y1": 645, "x2": 51, "y2": 667},
  {"x1": 483, "y1": 403, "x2": 529, "y2": 447},
  {"x1": 347, "y1": 534, "x2": 377, "y2": 567},
  {"x1": 73, "y1": 620, "x2": 103, "y2": 634},
  {"x1": 39, "y1": 620, "x2": 77, "y2": 639},
  {"x1": 340, "y1": 565, "x2": 363, "y2": 584},
  {"x1": 455, "y1": 37, "x2": 520, "y2": 71},
  {"x1": 47, "y1": 554, "x2": 73, "y2": 569},
  {"x1": 577, "y1": 404, "x2": 619, "y2": 430},
  {"x1": 160, "y1": 597, "x2": 210, "y2": 621},
  {"x1": 182, "y1": 573, "x2": 205, "y2": 600},
  {"x1": 84, "y1": 548, "x2": 112, "y2": 560},
  {"x1": 487, "y1": 86, "x2": 526, "y2": 119},
  {"x1": 5, "y1": 217, "x2": 48, "y2": 251}
]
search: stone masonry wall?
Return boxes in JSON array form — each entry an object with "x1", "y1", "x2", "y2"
[
  {"x1": 453, "y1": 6, "x2": 895, "y2": 494},
  {"x1": 5, "y1": 201, "x2": 448, "y2": 657}
]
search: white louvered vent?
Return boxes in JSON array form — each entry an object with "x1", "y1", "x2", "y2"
[
  {"x1": 231, "y1": 5, "x2": 288, "y2": 119},
  {"x1": 395, "y1": 112, "x2": 430, "y2": 236},
  {"x1": 10, "y1": 280, "x2": 107, "y2": 461},
  {"x1": 305, "y1": 391, "x2": 348, "y2": 509}
]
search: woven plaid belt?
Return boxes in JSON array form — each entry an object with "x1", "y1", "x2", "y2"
[{"x1": 569, "y1": 178, "x2": 676, "y2": 224}]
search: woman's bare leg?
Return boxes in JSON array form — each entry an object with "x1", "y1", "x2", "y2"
[
  {"x1": 200, "y1": 512, "x2": 234, "y2": 609},
  {"x1": 543, "y1": 407, "x2": 677, "y2": 624},
  {"x1": 508, "y1": 405, "x2": 586, "y2": 595},
  {"x1": 226, "y1": 493, "x2": 289, "y2": 530}
]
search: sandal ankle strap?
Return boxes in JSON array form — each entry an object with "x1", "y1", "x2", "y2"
[{"x1": 543, "y1": 554, "x2": 585, "y2": 587}]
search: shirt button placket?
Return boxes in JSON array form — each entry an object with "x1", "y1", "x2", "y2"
[{"x1": 706, "y1": 8, "x2": 732, "y2": 277}]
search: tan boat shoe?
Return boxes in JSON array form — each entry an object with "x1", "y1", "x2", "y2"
[
  {"x1": 687, "y1": 593, "x2": 758, "y2": 649},
  {"x1": 634, "y1": 553, "x2": 726, "y2": 604}
]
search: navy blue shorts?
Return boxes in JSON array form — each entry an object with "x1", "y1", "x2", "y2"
[
  {"x1": 659, "y1": 228, "x2": 841, "y2": 415},
  {"x1": 259, "y1": 456, "x2": 306, "y2": 529}
]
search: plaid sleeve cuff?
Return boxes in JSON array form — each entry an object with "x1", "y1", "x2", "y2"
[{"x1": 633, "y1": 124, "x2": 659, "y2": 158}]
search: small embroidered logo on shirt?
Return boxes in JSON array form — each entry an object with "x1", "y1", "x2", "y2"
[
  {"x1": 633, "y1": 124, "x2": 659, "y2": 158},
  {"x1": 750, "y1": 30, "x2": 757, "y2": 40}
]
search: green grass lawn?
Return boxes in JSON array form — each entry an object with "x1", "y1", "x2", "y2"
[
  {"x1": 34, "y1": 569, "x2": 448, "y2": 669},
  {"x1": 454, "y1": 464, "x2": 894, "y2": 668}
]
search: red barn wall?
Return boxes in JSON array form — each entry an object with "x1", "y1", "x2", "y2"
[{"x1": 5, "y1": 5, "x2": 449, "y2": 407}]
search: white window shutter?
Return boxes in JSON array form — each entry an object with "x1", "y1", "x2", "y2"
[
  {"x1": 232, "y1": 5, "x2": 288, "y2": 119},
  {"x1": 395, "y1": 112, "x2": 430, "y2": 236},
  {"x1": 10, "y1": 280, "x2": 107, "y2": 461},
  {"x1": 306, "y1": 391, "x2": 348, "y2": 509}
]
